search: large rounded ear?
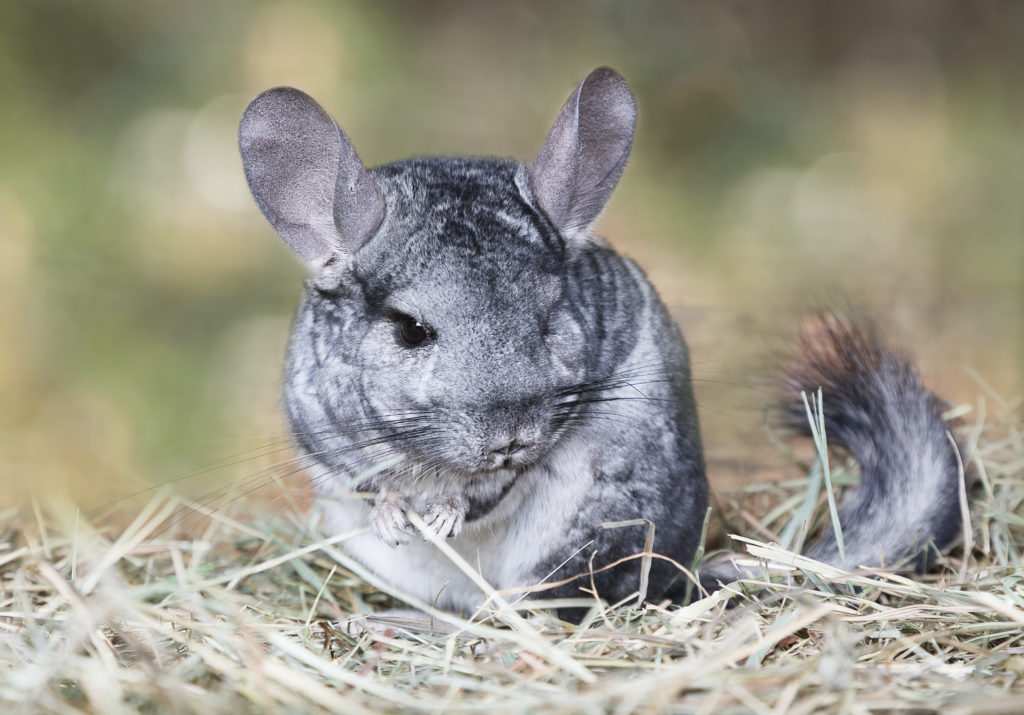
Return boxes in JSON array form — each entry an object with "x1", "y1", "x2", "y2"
[
  {"x1": 239, "y1": 87, "x2": 384, "y2": 268},
  {"x1": 528, "y1": 67, "x2": 637, "y2": 238}
]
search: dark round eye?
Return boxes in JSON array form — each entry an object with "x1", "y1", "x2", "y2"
[{"x1": 397, "y1": 314, "x2": 431, "y2": 347}]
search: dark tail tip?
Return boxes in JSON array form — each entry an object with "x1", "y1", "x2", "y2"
[{"x1": 782, "y1": 311, "x2": 885, "y2": 426}]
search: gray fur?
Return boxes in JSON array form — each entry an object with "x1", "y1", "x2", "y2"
[
  {"x1": 701, "y1": 315, "x2": 963, "y2": 591},
  {"x1": 238, "y1": 68, "x2": 962, "y2": 618},
  {"x1": 781, "y1": 315, "x2": 963, "y2": 571}
]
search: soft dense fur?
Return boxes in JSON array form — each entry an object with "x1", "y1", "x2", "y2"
[
  {"x1": 782, "y1": 314, "x2": 963, "y2": 570},
  {"x1": 238, "y1": 68, "x2": 962, "y2": 618}
]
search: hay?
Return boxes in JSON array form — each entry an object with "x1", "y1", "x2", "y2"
[{"x1": 2, "y1": 396, "x2": 1022, "y2": 713}]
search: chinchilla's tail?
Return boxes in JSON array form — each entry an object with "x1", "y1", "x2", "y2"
[{"x1": 700, "y1": 312, "x2": 964, "y2": 593}]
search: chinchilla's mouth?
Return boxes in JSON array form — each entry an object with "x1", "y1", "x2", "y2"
[
  {"x1": 477, "y1": 430, "x2": 567, "y2": 473},
  {"x1": 484, "y1": 449, "x2": 536, "y2": 472}
]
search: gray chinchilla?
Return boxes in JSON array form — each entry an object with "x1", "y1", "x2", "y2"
[{"x1": 238, "y1": 68, "x2": 963, "y2": 618}]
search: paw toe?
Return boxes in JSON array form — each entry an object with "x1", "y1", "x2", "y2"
[
  {"x1": 371, "y1": 500, "x2": 413, "y2": 547},
  {"x1": 422, "y1": 500, "x2": 466, "y2": 540}
]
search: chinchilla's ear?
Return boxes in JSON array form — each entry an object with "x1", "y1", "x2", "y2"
[
  {"x1": 528, "y1": 67, "x2": 637, "y2": 238},
  {"x1": 239, "y1": 87, "x2": 384, "y2": 267}
]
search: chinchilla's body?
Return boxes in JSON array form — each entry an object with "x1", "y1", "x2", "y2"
[{"x1": 239, "y1": 68, "x2": 963, "y2": 616}]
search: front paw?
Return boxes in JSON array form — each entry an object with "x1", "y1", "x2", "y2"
[
  {"x1": 421, "y1": 496, "x2": 467, "y2": 541},
  {"x1": 371, "y1": 497, "x2": 414, "y2": 548}
]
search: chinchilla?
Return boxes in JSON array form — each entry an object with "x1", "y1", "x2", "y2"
[{"x1": 237, "y1": 67, "x2": 963, "y2": 618}]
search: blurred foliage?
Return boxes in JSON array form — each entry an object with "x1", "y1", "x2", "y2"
[{"x1": 0, "y1": 1, "x2": 1021, "y2": 503}]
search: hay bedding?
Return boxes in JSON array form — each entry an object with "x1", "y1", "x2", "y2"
[{"x1": 1, "y1": 399, "x2": 1022, "y2": 713}]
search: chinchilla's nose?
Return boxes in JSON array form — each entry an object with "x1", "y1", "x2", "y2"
[
  {"x1": 484, "y1": 432, "x2": 541, "y2": 469},
  {"x1": 489, "y1": 437, "x2": 530, "y2": 458},
  {"x1": 481, "y1": 399, "x2": 547, "y2": 466}
]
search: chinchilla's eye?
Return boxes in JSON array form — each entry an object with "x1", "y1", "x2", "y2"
[{"x1": 396, "y1": 313, "x2": 431, "y2": 347}]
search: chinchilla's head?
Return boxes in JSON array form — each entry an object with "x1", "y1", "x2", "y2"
[{"x1": 239, "y1": 68, "x2": 637, "y2": 475}]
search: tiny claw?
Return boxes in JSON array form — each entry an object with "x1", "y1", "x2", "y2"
[
  {"x1": 421, "y1": 497, "x2": 466, "y2": 541},
  {"x1": 371, "y1": 497, "x2": 413, "y2": 548}
]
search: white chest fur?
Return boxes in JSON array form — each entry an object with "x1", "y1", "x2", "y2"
[{"x1": 314, "y1": 435, "x2": 595, "y2": 613}]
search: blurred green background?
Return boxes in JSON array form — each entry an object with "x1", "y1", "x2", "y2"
[{"x1": 1, "y1": 1, "x2": 1021, "y2": 505}]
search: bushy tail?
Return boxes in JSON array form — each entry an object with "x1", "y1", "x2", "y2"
[
  {"x1": 782, "y1": 312, "x2": 963, "y2": 571},
  {"x1": 701, "y1": 313, "x2": 964, "y2": 592}
]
